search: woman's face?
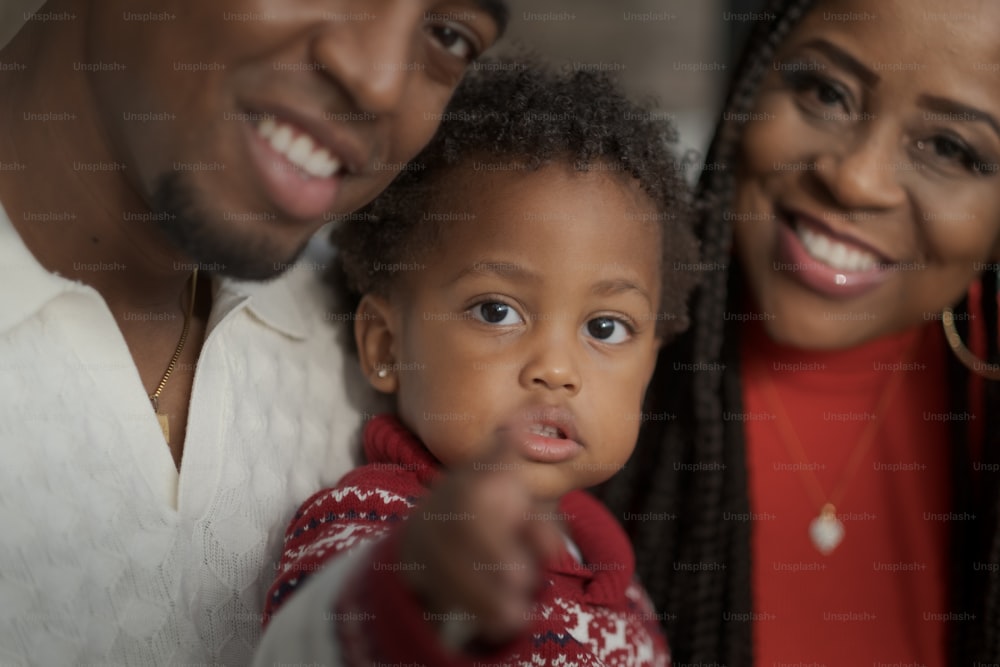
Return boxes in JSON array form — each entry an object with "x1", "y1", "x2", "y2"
[{"x1": 733, "y1": 0, "x2": 1000, "y2": 349}]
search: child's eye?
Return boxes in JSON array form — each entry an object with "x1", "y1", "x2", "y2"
[
  {"x1": 584, "y1": 317, "x2": 631, "y2": 344},
  {"x1": 470, "y1": 301, "x2": 523, "y2": 326}
]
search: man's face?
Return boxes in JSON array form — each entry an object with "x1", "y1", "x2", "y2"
[{"x1": 84, "y1": 0, "x2": 504, "y2": 278}]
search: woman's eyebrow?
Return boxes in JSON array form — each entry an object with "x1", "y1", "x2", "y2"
[
  {"x1": 919, "y1": 95, "x2": 1000, "y2": 142},
  {"x1": 798, "y1": 38, "x2": 879, "y2": 88}
]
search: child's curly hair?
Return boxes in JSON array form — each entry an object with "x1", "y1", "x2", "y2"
[{"x1": 331, "y1": 56, "x2": 701, "y2": 337}]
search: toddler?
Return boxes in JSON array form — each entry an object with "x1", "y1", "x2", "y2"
[{"x1": 263, "y1": 61, "x2": 700, "y2": 667}]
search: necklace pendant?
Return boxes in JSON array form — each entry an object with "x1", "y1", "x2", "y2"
[
  {"x1": 151, "y1": 396, "x2": 170, "y2": 442},
  {"x1": 156, "y1": 412, "x2": 170, "y2": 443},
  {"x1": 809, "y1": 503, "x2": 844, "y2": 555}
]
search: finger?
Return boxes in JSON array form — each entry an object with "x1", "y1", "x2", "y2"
[
  {"x1": 402, "y1": 473, "x2": 534, "y2": 634},
  {"x1": 466, "y1": 426, "x2": 529, "y2": 482},
  {"x1": 445, "y1": 474, "x2": 540, "y2": 642},
  {"x1": 520, "y1": 502, "x2": 567, "y2": 565}
]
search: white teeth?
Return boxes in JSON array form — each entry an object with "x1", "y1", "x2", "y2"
[
  {"x1": 305, "y1": 148, "x2": 338, "y2": 179},
  {"x1": 829, "y1": 242, "x2": 848, "y2": 269},
  {"x1": 529, "y1": 424, "x2": 563, "y2": 438},
  {"x1": 270, "y1": 124, "x2": 293, "y2": 153},
  {"x1": 287, "y1": 134, "x2": 315, "y2": 164},
  {"x1": 796, "y1": 225, "x2": 877, "y2": 272},
  {"x1": 255, "y1": 117, "x2": 342, "y2": 179},
  {"x1": 258, "y1": 117, "x2": 277, "y2": 139}
]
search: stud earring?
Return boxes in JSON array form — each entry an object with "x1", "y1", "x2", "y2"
[{"x1": 376, "y1": 367, "x2": 390, "y2": 379}]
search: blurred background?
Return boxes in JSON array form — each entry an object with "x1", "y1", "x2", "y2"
[
  {"x1": 497, "y1": 0, "x2": 766, "y2": 155},
  {"x1": 1, "y1": 0, "x2": 769, "y2": 154}
]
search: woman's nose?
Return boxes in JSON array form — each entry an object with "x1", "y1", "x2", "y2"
[{"x1": 813, "y1": 126, "x2": 909, "y2": 212}]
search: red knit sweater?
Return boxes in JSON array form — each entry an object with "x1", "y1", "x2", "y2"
[
  {"x1": 744, "y1": 321, "x2": 954, "y2": 665},
  {"x1": 265, "y1": 414, "x2": 669, "y2": 667}
]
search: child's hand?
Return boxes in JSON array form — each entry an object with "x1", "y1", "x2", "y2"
[{"x1": 398, "y1": 441, "x2": 564, "y2": 647}]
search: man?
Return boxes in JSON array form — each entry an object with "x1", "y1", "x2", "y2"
[{"x1": 0, "y1": 0, "x2": 506, "y2": 664}]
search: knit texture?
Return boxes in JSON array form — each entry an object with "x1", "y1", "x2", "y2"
[
  {"x1": 266, "y1": 414, "x2": 669, "y2": 666},
  {"x1": 0, "y1": 206, "x2": 378, "y2": 666}
]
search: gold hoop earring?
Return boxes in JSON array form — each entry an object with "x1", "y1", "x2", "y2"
[{"x1": 941, "y1": 307, "x2": 1000, "y2": 380}]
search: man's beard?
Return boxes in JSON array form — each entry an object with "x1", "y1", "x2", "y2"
[{"x1": 150, "y1": 172, "x2": 308, "y2": 281}]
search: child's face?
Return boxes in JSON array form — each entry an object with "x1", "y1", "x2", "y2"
[{"x1": 361, "y1": 163, "x2": 664, "y2": 504}]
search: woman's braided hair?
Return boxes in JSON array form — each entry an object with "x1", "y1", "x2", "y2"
[{"x1": 598, "y1": 0, "x2": 1000, "y2": 665}]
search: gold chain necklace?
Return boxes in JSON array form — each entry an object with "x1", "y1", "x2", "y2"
[
  {"x1": 149, "y1": 268, "x2": 198, "y2": 443},
  {"x1": 749, "y1": 328, "x2": 924, "y2": 555}
]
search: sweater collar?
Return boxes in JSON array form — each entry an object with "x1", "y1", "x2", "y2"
[
  {"x1": 363, "y1": 414, "x2": 444, "y2": 487},
  {"x1": 549, "y1": 490, "x2": 635, "y2": 608}
]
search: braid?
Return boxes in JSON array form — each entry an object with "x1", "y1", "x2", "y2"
[
  {"x1": 977, "y1": 268, "x2": 1000, "y2": 663},
  {"x1": 944, "y1": 294, "x2": 977, "y2": 665},
  {"x1": 600, "y1": 2, "x2": 816, "y2": 665},
  {"x1": 600, "y1": 3, "x2": 1000, "y2": 665}
]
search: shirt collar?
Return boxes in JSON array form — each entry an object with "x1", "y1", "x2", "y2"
[
  {"x1": 0, "y1": 201, "x2": 83, "y2": 334},
  {"x1": 0, "y1": 199, "x2": 317, "y2": 340},
  {"x1": 216, "y1": 268, "x2": 314, "y2": 341}
]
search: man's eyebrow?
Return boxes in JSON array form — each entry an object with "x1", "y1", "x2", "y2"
[{"x1": 471, "y1": 0, "x2": 509, "y2": 36}]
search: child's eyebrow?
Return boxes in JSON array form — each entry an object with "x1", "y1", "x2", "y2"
[
  {"x1": 445, "y1": 260, "x2": 540, "y2": 286},
  {"x1": 447, "y1": 262, "x2": 654, "y2": 306},
  {"x1": 592, "y1": 279, "x2": 654, "y2": 307}
]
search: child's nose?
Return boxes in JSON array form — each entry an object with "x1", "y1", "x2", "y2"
[{"x1": 518, "y1": 341, "x2": 581, "y2": 395}]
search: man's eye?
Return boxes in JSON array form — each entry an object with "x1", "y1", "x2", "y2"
[
  {"x1": 428, "y1": 24, "x2": 478, "y2": 62},
  {"x1": 585, "y1": 317, "x2": 631, "y2": 344},
  {"x1": 471, "y1": 301, "x2": 523, "y2": 325}
]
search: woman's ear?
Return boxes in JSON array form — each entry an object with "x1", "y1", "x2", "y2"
[{"x1": 354, "y1": 294, "x2": 399, "y2": 394}]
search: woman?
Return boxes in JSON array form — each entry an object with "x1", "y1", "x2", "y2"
[{"x1": 603, "y1": 0, "x2": 1000, "y2": 664}]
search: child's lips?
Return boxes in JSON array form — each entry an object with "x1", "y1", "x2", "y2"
[
  {"x1": 505, "y1": 407, "x2": 583, "y2": 463},
  {"x1": 517, "y1": 430, "x2": 584, "y2": 464},
  {"x1": 503, "y1": 406, "x2": 584, "y2": 463}
]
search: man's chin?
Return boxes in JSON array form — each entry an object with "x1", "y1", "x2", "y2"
[
  {"x1": 152, "y1": 172, "x2": 314, "y2": 281},
  {"x1": 157, "y1": 216, "x2": 312, "y2": 281},
  {"x1": 200, "y1": 248, "x2": 306, "y2": 282}
]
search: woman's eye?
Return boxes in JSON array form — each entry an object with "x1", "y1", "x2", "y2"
[
  {"x1": 782, "y1": 69, "x2": 851, "y2": 113},
  {"x1": 814, "y1": 81, "x2": 845, "y2": 107},
  {"x1": 930, "y1": 136, "x2": 964, "y2": 160},
  {"x1": 428, "y1": 24, "x2": 478, "y2": 62},
  {"x1": 471, "y1": 301, "x2": 523, "y2": 326},
  {"x1": 921, "y1": 135, "x2": 996, "y2": 175},
  {"x1": 585, "y1": 317, "x2": 631, "y2": 344}
]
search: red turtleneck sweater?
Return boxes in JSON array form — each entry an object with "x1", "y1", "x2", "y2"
[{"x1": 743, "y1": 321, "x2": 959, "y2": 665}]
